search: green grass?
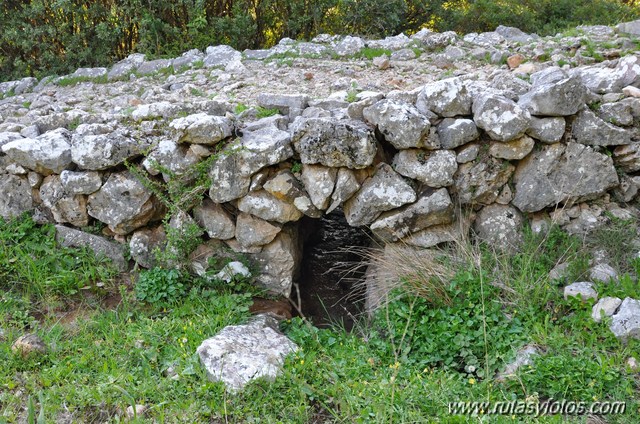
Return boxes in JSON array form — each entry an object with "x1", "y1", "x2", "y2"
[
  {"x1": 356, "y1": 47, "x2": 392, "y2": 60},
  {"x1": 345, "y1": 89, "x2": 358, "y2": 103},
  {"x1": 1, "y1": 214, "x2": 639, "y2": 422},
  {"x1": 582, "y1": 40, "x2": 605, "y2": 62},
  {"x1": 234, "y1": 103, "x2": 249, "y2": 114},
  {"x1": 0, "y1": 215, "x2": 117, "y2": 299},
  {"x1": 68, "y1": 116, "x2": 82, "y2": 131},
  {"x1": 56, "y1": 74, "x2": 108, "y2": 87},
  {"x1": 191, "y1": 59, "x2": 204, "y2": 70},
  {"x1": 189, "y1": 87, "x2": 205, "y2": 97},
  {"x1": 0, "y1": 88, "x2": 15, "y2": 100},
  {"x1": 255, "y1": 106, "x2": 280, "y2": 118},
  {"x1": 588, "y1": 214, "x2": 639, "y2": 275}
]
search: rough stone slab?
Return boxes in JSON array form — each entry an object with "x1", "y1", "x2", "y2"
[
  {"x1": 437, "y1": 118, "x2": 479, "y2": 149},
  {"x1": 55, "y1": 225, "x2": 127, "y2": 271},
  {"x1": 346, "y1": 93, "x2": 385, "y2": 121},
  {"x1": 2, "y1": 128, "x2": 72, "y2": 175},
  {"x1": 473, "y1": 94, "x2": 530, "y2": 142},
  {"x1": 344, "y1": 163, "x2": 416, "y2": 227},
  {"x1": 616, "y1": 20, "x2": 640, "y2": 36},
  {"x1": 417, "y1": 77, "x2": 471, "y2": 117},
  {"x1": 237, "y1": 190, "x2": 303, "y2": 224},
  {"x1": 530, "y1": 67, "x2": 569, "y2": 87},
  {"x1": 87, "y1": 171, "x2": 160, "y2": 235},
  {"x1": 599, "y1": 102, "x2": 634, "y2": 126},
  {"x1": 488, "y1": 136, "x2": 535, "y2": 160},
  {"x1": 204, "y1": 45, "x2": 242, "y2": 68},
  {"x1": 257, "y1": 94, "x2": 310, "y2": 119},
  {"x1": 213, "y1": 261, "x2": 251, "y2": 283},
  {"x1": 576, "y1": 55, "x2": 640, "y2": 94},
  {"x1": 263, "y1": 170, "x2": 320, "y2": 218},
  {"x1": 291, "y1": 118, "x2": 377, "y2": 169},
  {"x1": 572, "y1": 109, "x2": 631, "y2": 147},
  {"x1": 252, "y1": 225, "x2": 300, "y2": 296},
  {"x1": 392, "y1": 149, "x2": 457, "y2": 188},
  {"x1": 193, "y1": 199, "x2": 235, "y2": 240},
  {"x1": 136, "y1": 58, "x2": 172, "y2": 75},
  {"x1": 235, "y1": 213, "x2": 282, "y2": 248},
  {"x1": 172, "y1": 49, "x2": 204, "y2": 71},
  {"x1": 0, "y1": 174, "x2": 33, "y2": 219},
  {"x1": 129, "y1": 226, "x2": 166, "y2": 269},
  {"x1": 327, "y1": 168, "x2": 361, "y2": 214},
  {"x1": 590, "y1": 263, "x2": 618, "y2": 283},
  {"x1": 0, "y1": 132, "x2": 23, "y2": 150},
  {"x1": 209, "y1": 125, "x2": 293, "y2": 203},
  {"x1": 107, "y1": 53, "x2": 145, "y2": 80},
  {"x1": 34, "y1": 111, "x2": 86, "y2": 133},
  {"x1": 131, "y1": 102, "x2": 183, "y2": 120},
  {"x1": 412, "y1": 30, "x2": 457, "y2": 50},
  {"x1": 370, "y1": 188, "x2": 453, "y2": 241},
  {"x1": 452, "y1": 156, "x2": 515, "y2": 205},
  {"x1": 72, "y1": 132, "x2": 149, "y2": 170},
  {"x1": 473, "y1": 204, "x2": 524, "y2": 252},
  {"x1": 334, "y1": 36, "x2": 365, "y2": 56},
  {"x1": 363, "y1": 100, "x2": 430, "y2": 149},
  {"x1": 526, "y1": 117, "x2": 566, "y2": 143},
  {"x1": 456, "y1": 143, "x2": 480, "y2": 164},
  {"x1": 518, "y1": 76, "x2": 587, "y2": 116},
  {"x1": 72, "y1": 67, "x2": 107, "y2": 79},
  {"x1": 614, "y1": 143, "x2": 640, "y2": 173},
  {"x1": 401, "y1": 223, "x2": 457, "y2": 248},
  {"x1": 170, "y1": 113, "x2": 233, "y2": 145},
  {"x1": 564, "y1": 282, "x2": 598, "y2": 302},
  {"x1": 197, "y1": 314, "x2": 297, "y2": 391},
  {"x1": 495, "y1": 25, "x2": 538, "y2": 43},
  {"x1": 512, "y1": 142, "x2": 619, "y2": 212},
  {"x1": 368, "y1": 33, "x2": 411, "y2": 50},
  {"x1": 60, "y1": 170, "x2": 102, "y2": 195},
  {"x1": 464, "y1": 31, "x2": 504, "y2": 47},
  {"x1": 592, "y1": 297, "x2": 622, "y2": 323},
  {"x1": 610, "y1": 298, "x2": 640, "y2": 341},
  {"x1": 40, "y1": 175, "x2": 89, "y2": 227},
  {"x1": 300, "y1": 164, "x2": 337, "y2": 210}
]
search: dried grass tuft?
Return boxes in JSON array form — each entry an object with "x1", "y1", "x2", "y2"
[{"x1": 332, "y1": 213, "x2": 477, "y2": 312}]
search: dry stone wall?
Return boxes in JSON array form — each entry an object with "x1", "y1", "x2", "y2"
[{"x1": 3, "y1": 23, "x2": 640, "y2": 296}]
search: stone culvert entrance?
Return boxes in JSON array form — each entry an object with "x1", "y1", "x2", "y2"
[{"x1": 295, "y1": 210, "x2": 372, "y2": 330}]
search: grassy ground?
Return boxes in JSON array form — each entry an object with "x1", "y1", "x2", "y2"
[{"x1": 1, "y1": 214, "x2": 639, "y2": 423}]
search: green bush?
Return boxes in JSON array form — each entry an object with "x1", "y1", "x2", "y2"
[
  {"x1": 135, "y1": 267, "x2": 187, "y2": 304},
  {"x1": 375, "y1": 269, "x2": 526, "y2": 379}
]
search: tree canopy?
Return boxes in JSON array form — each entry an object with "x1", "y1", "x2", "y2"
[{"x1": 1, "y1": 0, "x2": 639, "y2": 82}]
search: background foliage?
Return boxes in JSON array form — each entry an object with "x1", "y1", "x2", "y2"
[{"x1": 1, "y1": 0, "x2": 639, "y2": 81}]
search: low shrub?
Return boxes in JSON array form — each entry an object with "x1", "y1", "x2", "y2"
[{"x1": 135, "y1": 267, "x2": 187, "y2": 304}]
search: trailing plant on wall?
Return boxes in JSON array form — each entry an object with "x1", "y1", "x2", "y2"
[{"x1": 125, "y1": 151, "x2": 218, "y2": 269}]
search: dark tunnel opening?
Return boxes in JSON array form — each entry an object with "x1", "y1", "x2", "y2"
[{"x1": 293, "y1": 209, "x2": 372, "y2": 331}]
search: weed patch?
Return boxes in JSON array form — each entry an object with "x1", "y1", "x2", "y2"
[
  {"x1": 255, "y1": 106, "x2": 280, "y2": 118},
  {"x1": 589, "y1": 214, "x2": 639, "y2": 274},
  {"x1": 0, "y1": 214, "x2": 117, "y2": 299},
  {"x1": 56, "y1": 74, "x2": 108, "y2": 87},
  {"x1": 356, "y1": 47, "x2": 392, "y2": 60}
]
